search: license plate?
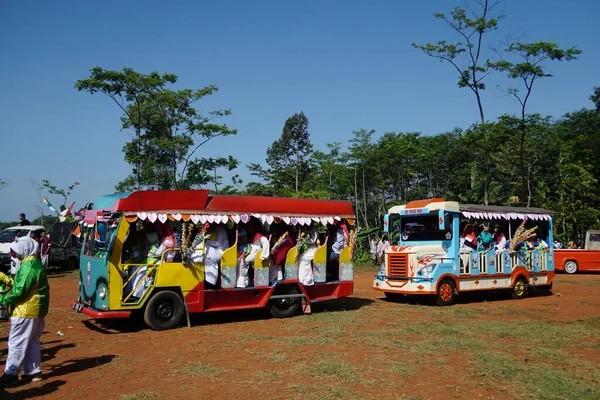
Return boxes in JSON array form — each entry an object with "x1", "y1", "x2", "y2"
[{"x1": 72, "y1": 302, "x2": 84, "y2": 313}]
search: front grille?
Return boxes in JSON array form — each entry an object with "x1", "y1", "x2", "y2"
[{"x1": 388, "y1": 253, "x2": 408, "y2": 277}]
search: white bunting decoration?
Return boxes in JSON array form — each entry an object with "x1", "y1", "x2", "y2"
[
  {"x1": 266, "y1": 215, "x2": 274, "y2": 225},
  {"x1": 172, "y1": 213, "x2": 182, "y2": 221},
  {"x1": 158, "y1": 214, "x2": 168, "y2": 223},
  {"x1": 190, "y1": 214, "x2": 200, "y2": 224},
  {"x1": 232, "y1": 215, "x2": 240, "y2": 224},
  {"x1": 148, "y1": 212, "x2": 158, "y2": 223},
  {"x1": 205, "y1": 214, "x2": 214, "y2": 224},
  {"x1": 199, "y1": 215, "x2": 207, "y2": 224},
  {"x1": 312, "y1": 217, "x2": 320, "y2": 222},
  {"x1": 327, "y1": 217, "x2": 334, "y2": 225},
  {"x1": 137, "y1": 211, "x2": 147, "y2": 221},
  {"x1": 283, "y1": 217, "x2": 291, "y2": 224},
  {"x1": 334, "y1": 216, "x2": 341, "y2": 221}
]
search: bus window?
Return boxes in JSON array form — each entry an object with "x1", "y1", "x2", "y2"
[
  {"x1": 401, "y1": 215, "x2": 449, "y2": 242},
  {"x1": 83, "y1": 220, "x2": 118, "y2": 258}
]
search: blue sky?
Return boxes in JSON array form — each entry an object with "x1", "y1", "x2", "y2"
[{"x1": 0, "y1": 0, "x2": 597, "y2": 223}]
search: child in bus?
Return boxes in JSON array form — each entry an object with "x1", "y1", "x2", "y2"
[{"x1": 149, "y1": 223, "x2": 178, "y2": 262}]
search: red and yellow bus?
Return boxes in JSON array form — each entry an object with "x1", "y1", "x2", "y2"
[{"x1": 71, "y1": 190, "x2": 356, "y2": 330}]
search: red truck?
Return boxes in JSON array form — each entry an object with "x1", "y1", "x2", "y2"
[{"x1": 555, "y1": 230, "x2": 600, "y2": 274}]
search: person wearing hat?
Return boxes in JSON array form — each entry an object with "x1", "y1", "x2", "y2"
[{"x1": 0, "y1": 236, "x2": 49, "y2": 387}]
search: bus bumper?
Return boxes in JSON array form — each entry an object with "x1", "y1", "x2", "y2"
[
  {"x1": 373, "y1": 279, "x2": 436, "y2": 295},
  {"x1": 70, "y1": 301, "x2": 132, "y2": 319}
]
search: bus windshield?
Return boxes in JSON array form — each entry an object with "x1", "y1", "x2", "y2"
[{"x1": 400, "y1": 215, "x2": 451, "y2": 242}]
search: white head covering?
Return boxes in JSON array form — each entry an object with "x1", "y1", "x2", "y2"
[{"x1": 10, "y1": 236, "x2": 39, "y2": 258}]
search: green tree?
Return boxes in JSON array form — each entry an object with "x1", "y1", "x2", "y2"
[
  {"x1": 412, "y1": 0, "x2": 503, "y2": 125},
  {"x1": 0, "y1": 178, "x2": 8, "y2": 191},
  {"x1": 590, "y1": 86, "x2": 600, "y2": 112},
  {"x1": 75, "y1": 67, "x2": 237, "y2": 191},
  {"x1": 42, "y1": 180, "x2": 80, "y2": 207},
  {"x1": 491, "y1": 42, "x2": 581, "y2": 205},
  {"x1": 262, "y1": 112, "x2": 314, "y2": 194}
]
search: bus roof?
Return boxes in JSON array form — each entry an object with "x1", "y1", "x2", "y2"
[
  {"x1": 388, "y1": 199, "x2": 553, "y2": 220},
  {"x1": 85, "y1": 190, "x2": 355, "y2": 226}
]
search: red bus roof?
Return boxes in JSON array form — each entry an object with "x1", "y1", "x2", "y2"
[
  {"x1": 105, "y1": 190, "x2": 354, "y2": 218},
  {"x1": 206, "y1": 194, "x2": 355, "y2": 217}
]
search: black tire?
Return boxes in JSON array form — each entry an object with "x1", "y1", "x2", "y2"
[
  {"x1": 436, "y1": 279, "x2": 456, "y2": 306},
  {"x1": 269, "y1": 286, "x2": 302, "y2": 318},
  {"x1": 512, "y1": 276, "x2": 528, "y2": 300},
  {"x1": 143, "y1": 291, "x2": 185, "y2": 331},
  {"x1": 564, "y1": 260, "x2": 578, "y2": 274},
  {"x1": 384, "y1": 292, "x2": 404, "y2": 302}
]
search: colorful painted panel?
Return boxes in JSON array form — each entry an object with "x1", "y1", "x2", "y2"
[
  {"x1": 285, "y1": 247, "x2": 299, "y2": 280},
  {"x1": 470, "y1": 251, "x2": 479, "y2": 274},
  {"x1": 313, "y1": 243, "x2": 328, "y2": 283},
  {"x1": 487, "y1": 249, "x2": 496, "y2": 274},
  {"x1": 340, "y1": 262, "x2": 353, "y2": 281},
  {"x1": 220, "y1": 244, "x2": 238, "y2": 289},
  {"x1": 254, "y1": 251, "x2": 269, "y2": 287}
]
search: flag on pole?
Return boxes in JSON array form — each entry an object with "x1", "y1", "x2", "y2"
[
  {"x1": 72, "y1": 224, "x2": 81, "y2": 238},
  {"x1": 59, "y1": 202, "x2": 75, "y2": 222},
  {"x1": 43, "y1": 197, "x2": 60, "y2": 215}
]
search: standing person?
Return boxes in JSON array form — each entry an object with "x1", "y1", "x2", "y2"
[
  {"x1": 40, "y1": 233, "x2": 52, "y2": 268},
  {"x1": 369, "y1": 235, "x2": 378, "y2": 265},
  {"x1": 297, "y1": 226, "x2": 318, "y2": 286},
  {"x1": 10, "y1": 230, "x2": 23, "y2": 276},
  {"x1": 0, "y1": 236, "x2": 50, "y2": 387},
  {"x1": 237, "y1": 221, "x2": 270, "y2": 288},
  {"x1": 377, "y1": 234, "x2": 391, "y2": 263},
  {"x1": 204, "y1": 225, "x2": 229, "y2": 289},
  {"x1": 18, "y1": 214, "x2": 31, "y2": 226}
]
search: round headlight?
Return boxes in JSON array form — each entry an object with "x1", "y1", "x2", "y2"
[{"x1": 99, "y1": 286, "x2": 107, "y2": 299}]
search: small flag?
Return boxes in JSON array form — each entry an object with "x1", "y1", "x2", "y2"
[
  {"x1": 72, "y1": 224, "x2": 81, "y2": 238},
  {"x1": 43, "y1": 197, "x2": 60, "y2": 215},
  {"x1": 59, "y1": 202, "x2": 75, "y2": 222}
]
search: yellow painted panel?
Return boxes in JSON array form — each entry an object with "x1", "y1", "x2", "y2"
[
  {"x1": 340, "y1": 246, "x2": 352, "y2": 264},
  {"x1": 155, "y1": 262, "x2": 204, "y2": 291},
  {"x1": 314, "y1": 242, "x2": 327, "y2": 264},
  {"x1": 221, "y1": 244, "x2": 238, "y2": 268},
  {"x1": 108, "y1": 218, "x2": 131, "y2": 310},
  {"x1": 286, "y1": 246, "x2": 298, "y2": 264},
  {"x1": 254, "y1": 250, "x2": 269, "y2": 268}
]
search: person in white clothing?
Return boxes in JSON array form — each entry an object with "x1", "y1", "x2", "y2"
[
  {"x1": 493, "y1": 225, "x2": 507, "y2": 251},
  {"x1": 204, "y1": 225, "x2": 229, "y2": 289},
  {"x1": 237, "y1": 221, "x2": 270, "y2": 288},
  {"x1": 298, "y1": 227, "x2": 319, "y2": 286}
]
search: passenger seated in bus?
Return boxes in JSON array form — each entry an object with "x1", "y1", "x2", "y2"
[
  {"x1": 477, "y1": 223, "x2": 494, "y2": 250},
  {"x1": 237, "y1": 221, "x2": 270, "y2": 288},
  {"x1": 461, "y1": 224, "x2": 477, "y2": 250},
  {"x1": 150, "y1": 223, "x2": 178, "y2": 262},
  {"x1": 235, "y1": 228, "x2": 249, "y2": 287},
  {"x1": 270, "y1": 225, "x2": 295, "y2": 284},
  {"x1": 125, "y1": 231, "x2": 160, "y2": 300},
  {"x1": 493, "y1": 225, "x2": 507, "y2": 250},
  {"x1": 298, "y1": 226, "x2": 319, "y2": 286},
  {"x1": 204, "y1": 224, "x2": 229, "y2": 290},
  {"x1": 329, "y1": 221, "x2": 348, "y2": 262}
]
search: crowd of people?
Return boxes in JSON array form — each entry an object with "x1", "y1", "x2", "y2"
[
  {"x1": 120, "y1": 218, "x2": 351, "y2": 300},
  {"x1": 460, "y1": 222, "x2": 548, "y2": 252},
  {"x1": 9, "y1": 230, "x2": 51, "y2": 276}
]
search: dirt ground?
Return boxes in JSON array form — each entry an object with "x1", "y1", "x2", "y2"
[{"x1": 1, "y1": 270, "x2": 600, "y2": 400}]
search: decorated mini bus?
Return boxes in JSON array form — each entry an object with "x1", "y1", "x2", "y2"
[
  {"x1": 373, "y1": 198, "x2": 554, "y2": 305},
  {"x1": 71, "y1": 190, "x2": 356, "y2": 330}
]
